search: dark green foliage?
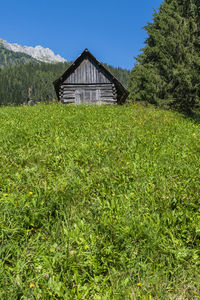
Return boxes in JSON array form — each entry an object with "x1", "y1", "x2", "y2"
[
  {"x1": 129, "y1": 0, "x2": 200, "y2": 116},
  {"x1": 103, "y1": 63, "x2": 131, "y2": 87},
  {"x1": 0, "y1": 45, "x2": 38, "y2": 68},
  {"x1": 0, "y1": 62, "x2": 70, "y2": 105}
]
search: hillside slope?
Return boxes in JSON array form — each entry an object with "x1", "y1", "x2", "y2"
[
  {"x1": 0, "y1": 104, "x2": 199, "y2": 298},
  {"x1": 0, "y1": 44, "x2": 38, "y2": 69}
]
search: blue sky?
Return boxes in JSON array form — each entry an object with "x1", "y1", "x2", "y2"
[{"x1": 0, "y1": 0, "x2": 163, "y2": 69}]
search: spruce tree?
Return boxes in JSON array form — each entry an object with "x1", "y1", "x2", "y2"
[{"x1": 129, "y1": 0, "x2": 200, "y2": 115}]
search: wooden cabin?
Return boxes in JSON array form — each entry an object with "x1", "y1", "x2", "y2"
[{"x1": 53, "y1": 49, "x2": 129, "y2": 105}]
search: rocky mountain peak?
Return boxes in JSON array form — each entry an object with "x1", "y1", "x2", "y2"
[{"x1": 0, "y1": 38, "x2": 66, "y2": 63}]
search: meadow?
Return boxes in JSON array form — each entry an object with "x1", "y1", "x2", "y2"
[{"x1": 0, "y1": 104, "x2": 199, "y2": 299}]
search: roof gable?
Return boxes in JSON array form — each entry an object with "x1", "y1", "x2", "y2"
[
  {"x1": 63, "y1": 57, "x2": 111, "y2": 84},
  {"x1": 53, "y1": 49, "x2": 129, "y2": 103}
]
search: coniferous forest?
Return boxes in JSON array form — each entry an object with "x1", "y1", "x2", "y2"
[
  {"x1": 129, "y1": 0, "x2": 200, "y2": 116},
  {"x1": 0, "y1": 62, "x2": 70, "y2": 105}
]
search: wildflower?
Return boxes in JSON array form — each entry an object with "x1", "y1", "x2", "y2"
[
  {"x1": 26, "y1": 229, "x2": 31, "y2": 233},
  {"x1": 104, "y1": 149, "x2": 107, "y2": 152},
  {"x1": 126, "y1": 162, "x2": 130, "y2": 165},
  {"x1": 29, "y1": 192, "x2": 33, "y2": 195},
  {"x1": 30, "y1": 283, "x2": 35, "y2": 288},
  {"x1": 42, "y1": 237, "x2": 46, "y2": 240},
  {"x1": 85, "y1": 245, "x2": 89, "y2": 250},
  {"x1": 69, "y1": 250, "x2": 75, "y2": 257},
  {"x1": 4, "y1": 193, "x2": 8, "y2": 197},
  {"x1": 130, "y1": 193, "x2": 134, "y2": 196},
  {"x1": 137, "y1": 282, "x2": 141, "y2": 286},
  {"x1": 154, "y1": 147, "x2": 158, "y2": 150}
]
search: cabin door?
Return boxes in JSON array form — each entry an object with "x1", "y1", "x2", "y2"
[
  {"x1": 75, "y1": 89, "x2": 100, "y2": 104},
  {"x1": 75, "y1": 90, "x2": 84, "y2": 104}
]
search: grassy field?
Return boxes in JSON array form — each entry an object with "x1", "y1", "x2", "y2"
[{"x1": 0, "y1": 104, "x2": 199, "y2": 299}]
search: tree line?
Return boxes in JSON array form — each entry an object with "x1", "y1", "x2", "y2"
[
  {"x1": 0, "y1": 60, "x2": 130, "y2": 105},
  {"x1": 0, "y1": 62, "x2": 70, "y2": 105}
]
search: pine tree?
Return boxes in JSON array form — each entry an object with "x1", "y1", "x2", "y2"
[{"x1": 129, "y1": 0, "x2": 200, "y2": 115}]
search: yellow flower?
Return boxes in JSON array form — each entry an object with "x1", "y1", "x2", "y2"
[
  {"x1": 29, "y1": 192, "x2": 33, "y2": 195},
  {"x1": 30, "y1": 283, "x2": 35, "y2": 288},
  {"x1": 104, "y1": 149, "x2": 107, "y2": 152},
  {"x1": 154, "y1": 147, "x2": 158, "y2": 150},
  {"x1": 130, "y1": 193, "x2": 134, "y2": 196},
  {"x1": 126, "y1": 162, "x2": 130, "y2": 165},
  {"x1": 137, "y1": 282, "x2": 141, "y2": 286},
  {"x1": 85, "y1": 245, "x2": 89, "y2": 250},
  {"x1": 4, "y1": 193, "x2": 8, "y2": 197},
  {"x1": 26, "y1": 229, "x2": 31, "y2": 233}
]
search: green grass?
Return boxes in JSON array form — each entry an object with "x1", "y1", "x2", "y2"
[{"x1": 0, "y1": 104, "x2": 200, "y2": 299}]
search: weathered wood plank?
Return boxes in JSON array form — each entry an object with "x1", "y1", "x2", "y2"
[
  {"x1": 62, "y1": 83, "x2": 112, "y2": 86},
  {"x1": 101, "y1": 99, "x2": 117, "y2": 102},
  {"x1": 64, "y1": 58, "x2": 110, "y2": 84},
  {"x1": 62, "y1": 100, "x2": 75, "y2": 103},
  {"x1": 62, "y1": 91, "x2": 75, "y2": 95},
  {"x1": 62, "y1": 85, "x2": 113, "y2": 90},
  {"x1": 63, "y1": 96, "x2": 75, "y2": 99}
]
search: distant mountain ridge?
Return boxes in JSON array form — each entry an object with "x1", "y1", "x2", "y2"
[
  {"x1": 0, "y1": 44, "x2": 38, "y2": 69},
  {"x1": 0, "y1": 38, "x2": 66, "y2": 63}
]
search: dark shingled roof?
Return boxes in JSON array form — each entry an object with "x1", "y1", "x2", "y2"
[{"x1": 53, "y1": 49, "x2": 129, "y2": 103}]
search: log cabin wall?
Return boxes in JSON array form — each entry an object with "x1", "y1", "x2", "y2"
[
  {"x1": 60, "y1": 83, "x2": 117, "y2": 104},
  {"x1": 60, "y1": 58, "x2": 116, "y2": 104},
  {"x1": 54, "y1": 49, "x2": 129, "y2": 105}
]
